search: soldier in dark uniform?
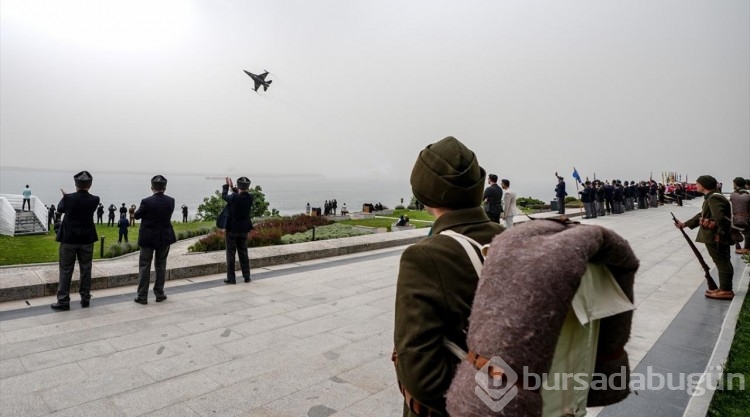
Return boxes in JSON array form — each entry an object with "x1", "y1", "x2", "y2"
[
  {"x1": 613, "y1": 180, "x2": 624, "y2": 214},
  {"x1": 579, "y1": 180, "x2": 595, "y2": 219},
  {"x1": 675, "y1": 175, "x2": 735, "y2": 300},
  {"x1": 51, "y1": 171, "x2": 100, "y2": 311},
  {"x1": 133, "y1": 175, "x2": 176, "y2": 304},
  {"x1": 181, "y1": 204, "x2": 188, "y2": 222},
  {"x1": 595, "y1": 181, "x2": 606, "y2": 216},
  {"x1": 482, "y1": 174, "x2": 503, "y2": 222},
  {"x1": 604, "y1": 181, "x2": 614, "y2": 214},
  {"x1": 554, "y1": 172, "x2": 567, "y2": 214},
  {"x1": 222, "y1": 176, "x2": 254, "y2": 284},
  {"x1": 393, "y1": 136, "x2": 504, "y2": 417}
]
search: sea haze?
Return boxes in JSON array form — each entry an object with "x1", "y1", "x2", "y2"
[{"x1": 1, "y1": 167, "x2": 559, "y2": 220}]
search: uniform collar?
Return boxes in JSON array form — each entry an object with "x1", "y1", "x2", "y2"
[{"x1": 430, "y1": 206, "x2": 490, "y2": 236}]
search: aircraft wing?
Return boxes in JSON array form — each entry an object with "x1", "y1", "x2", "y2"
[
  {"x1": 253, "y1": 80, "x2": 262, "y2": 91},
  {"x1": 258, "y1": 72, "x2": 268, "y2": 80}
]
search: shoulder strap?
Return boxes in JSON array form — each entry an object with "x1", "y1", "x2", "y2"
[{"x1": 439, "y1": 230, "x2": 487, "y2": 276}]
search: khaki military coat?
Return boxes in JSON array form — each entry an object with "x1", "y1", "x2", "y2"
[
  {"x1": 394, "y1": 206, "x2": 504, "y2": 416},
  {"x1": 684, "y1": 191, "x2": 733, "y2": 245}
]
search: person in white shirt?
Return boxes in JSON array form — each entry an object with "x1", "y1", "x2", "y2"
[{"x1": 500, "y1": 179, "x2": 520, "y2": 229}]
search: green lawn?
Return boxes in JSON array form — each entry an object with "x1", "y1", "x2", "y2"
[
  {"x1": 0, "y1": 221, "x2": 214, "y2": 266},
  {"x1": 339, "y1": 209, "x2": 435, "y2": 230}
]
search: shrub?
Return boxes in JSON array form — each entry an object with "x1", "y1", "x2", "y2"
[
  {"x1": 188, "y1": 215, "x2": 334, "y2": 252},
  {"x1": 280, "y1": 223, "x2": 371, "y2": 244},
  {"x1": 104, "y1": 242, "x2": 140, "y2": 258},
  {"x1": 196, "y1": 186, "x2": 279, "y2": 221},
  {"x1": 395, "y1": 205, "x2": 405, "y2": 210}
]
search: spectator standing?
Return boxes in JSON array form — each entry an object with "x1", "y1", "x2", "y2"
[
  {"x1": 117, "y1": 214, "x2": 129, "y2": 243},
  {"x1": 482, "y1": 174, "x2": 503, "y2": 223},
  {"x1": 129, "y1": 204, "x2": 136, "y2": 226},
  {"x1": 133, "y1": 175, "x2": 176, "y2": 305},
  {"x1": 500, "y1": 178, "x2": 520, "y2": 228},
  {"x1": 393, "y1": 136, "x2": 504, "y2": 416},
  {"x1": 222, "y1": 177, "x2": 254, "y2": 284},
  {"x1": 22, "y1": 185, "x2": 32, "y2": 211},
  {"x1": 181, "y1": 204, "x2": 188, "y2": 222},
  {"x1": 50, "y1": 171, "x2": 99, "y2": 311},
  {"x1": 96, "y1": 203, "x2": 104, "y2": 224},
  {"x1": 107, "y1": 204, "x2": 116, "y2": 226},
  {"x1": 47, "y1": 204, "x2": 56, "y2": 230}
]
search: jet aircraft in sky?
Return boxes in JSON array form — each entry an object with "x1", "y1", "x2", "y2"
[{"x1": 243, "y1": 70, "x2": 272, "y2": 92}]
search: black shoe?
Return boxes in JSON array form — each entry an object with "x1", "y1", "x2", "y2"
[
  {"x1": 81, "y1": 300, "x2": 90, "y2": 308},
  {"x1": 244, "y1": 277, "x2": 251, "y2": 283},
  {"x1": 224, "y1": 279, "x2": 237, "y2": 285},
  {"x1": 51, "y1": 302, "x2": 70, "y2": 311},
  {"x1": 155, "y1": 295, "x2": 167, "y2": 302},
  {"x1": 134, "y1": 297, "x2": 148, "y2": 305}
]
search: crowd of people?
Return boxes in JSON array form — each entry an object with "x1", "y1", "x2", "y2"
[{"x1": 576, "y1": 179, "x2": 689, "y2": 219}]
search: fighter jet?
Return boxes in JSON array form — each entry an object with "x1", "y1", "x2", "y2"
[{"x1": 243, "y1": 70, "x2": 272, "y2": 92}]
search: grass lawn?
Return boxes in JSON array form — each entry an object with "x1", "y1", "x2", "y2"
[
  {"x1": 339, "y1": 209, "x2": 435, "y2": 230},
  {"x1": 0, "y1": 221, "x2": 214, "y2": 266},
  {"x1": 707, "y1": 267, "x2": 750, "y2": 416}
]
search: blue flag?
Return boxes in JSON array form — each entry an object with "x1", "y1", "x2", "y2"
[{"x1": 572, "y1": 167, "x2": 582, "y2": 184}]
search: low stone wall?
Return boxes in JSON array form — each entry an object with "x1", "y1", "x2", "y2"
[{"x1": 0, "y1": 229, "x2": 428, "y2": 302}]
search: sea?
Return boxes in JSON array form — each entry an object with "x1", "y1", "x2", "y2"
[{"x1": 0, "y1": 167, "x2": 554, "y2": 222}]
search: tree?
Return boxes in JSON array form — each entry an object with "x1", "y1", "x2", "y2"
[{"x1": 196, "y1": 185, "x2": 278, "y2": 221}]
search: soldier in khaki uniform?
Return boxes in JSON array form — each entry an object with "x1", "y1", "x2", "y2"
[
  {"x1": 393, "y1": 136, "x2": 504, "y2": 416},
  {"x1": 675, "y1": 175, "x2": 735, "y2": 300}
]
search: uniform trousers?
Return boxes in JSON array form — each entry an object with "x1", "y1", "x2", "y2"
[
  {"x1": 226, "y1": 232, "x2": 250, "y2": 280},
  {"x1": 705, "y1": 242, "x2": 734, "y2": 291},
  {"x1": 557, "y1": 197, "x2": 565, "y2": 214},
  {"x1": 137, "y1": 246, "x2": 170, "y2": 299},
  {"x1": 57, "y1": 243, "x2": 93, "y2": 303}
]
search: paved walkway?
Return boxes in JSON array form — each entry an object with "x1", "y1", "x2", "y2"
[{"x1": 0, "y1": 204, "x2": 748, "y2": 416}]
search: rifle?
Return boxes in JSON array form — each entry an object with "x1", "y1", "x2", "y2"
[{"x1": 671, "y1": 212, "x2": 718, "y2": 291}]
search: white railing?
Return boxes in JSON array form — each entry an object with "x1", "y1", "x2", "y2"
[
  {"x1": 31, "y1": 196, "x2": 50, "y2": 233},
  {"x1": 0, "y1": 197, "x2": 16, "y2": 236},
  {"x1": 0, "y1": 194, "x2": 49, "y2": 235}
]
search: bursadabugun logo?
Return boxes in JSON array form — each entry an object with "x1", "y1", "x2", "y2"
[{"x1": 474, "y1": 356, "x2": 518, "y2": 412}]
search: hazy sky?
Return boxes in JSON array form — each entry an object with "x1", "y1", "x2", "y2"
[{"x1": 1, "y1": 0, "x2": 748, "y2": 188}]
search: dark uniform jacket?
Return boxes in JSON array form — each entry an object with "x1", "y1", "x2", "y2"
[
  {"x1": 394, "y1": 207, "x2": 504, "y2": 416},
  {"x1": 684, "y1": 191, "x2": 733, "y2": 244},
  {"x1": 135, "y1": 192, "x2": 177, "y2": 248},
  {"x1": 222, "y1": 185, "x2": 254, "y2": 234},
  {"x1": 482, "y1": 184, "x2": 504, "y2": 216},
  {"x1": 555, "y1": 180, "x2": 567, "y2": 198},
  {"x1": 56, "y1": 190, "x2": 100, "y2": 244}
]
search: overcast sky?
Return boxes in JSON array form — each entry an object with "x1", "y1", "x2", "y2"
[{"x1": 1, "y1": 0, "x2": 748, "y2": 188}]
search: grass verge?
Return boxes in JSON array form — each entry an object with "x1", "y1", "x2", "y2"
[{"x1": 707, "y1": 259, "x2": 750, "y2": 416}]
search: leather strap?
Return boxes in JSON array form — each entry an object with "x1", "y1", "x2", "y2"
[{"x1": 467, "y1": 350, "x2": 505, "y2": 380}]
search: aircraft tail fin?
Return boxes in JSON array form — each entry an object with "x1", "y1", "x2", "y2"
[{"x1": 264, "y1": 80, "x2": 272, "y2": 91}]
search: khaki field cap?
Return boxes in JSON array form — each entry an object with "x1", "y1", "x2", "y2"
[
  {"x1": 73, "y1": 170, "x2": 93, "y2": 187},
  {"x1": 410, "y1": 136, "x2": 485, "y2": 209},
  {"x1": 696, "y1": 175, "x2": 717, "y2": 190}
]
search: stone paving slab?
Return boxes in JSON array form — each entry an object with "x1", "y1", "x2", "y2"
[{"x1": 1, "y1": 203, "x2": 747, "y2": 416}]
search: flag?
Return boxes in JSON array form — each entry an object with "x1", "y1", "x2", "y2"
[{"x1": 572, "y1": 167, "x2": 582, "y2": 184}]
